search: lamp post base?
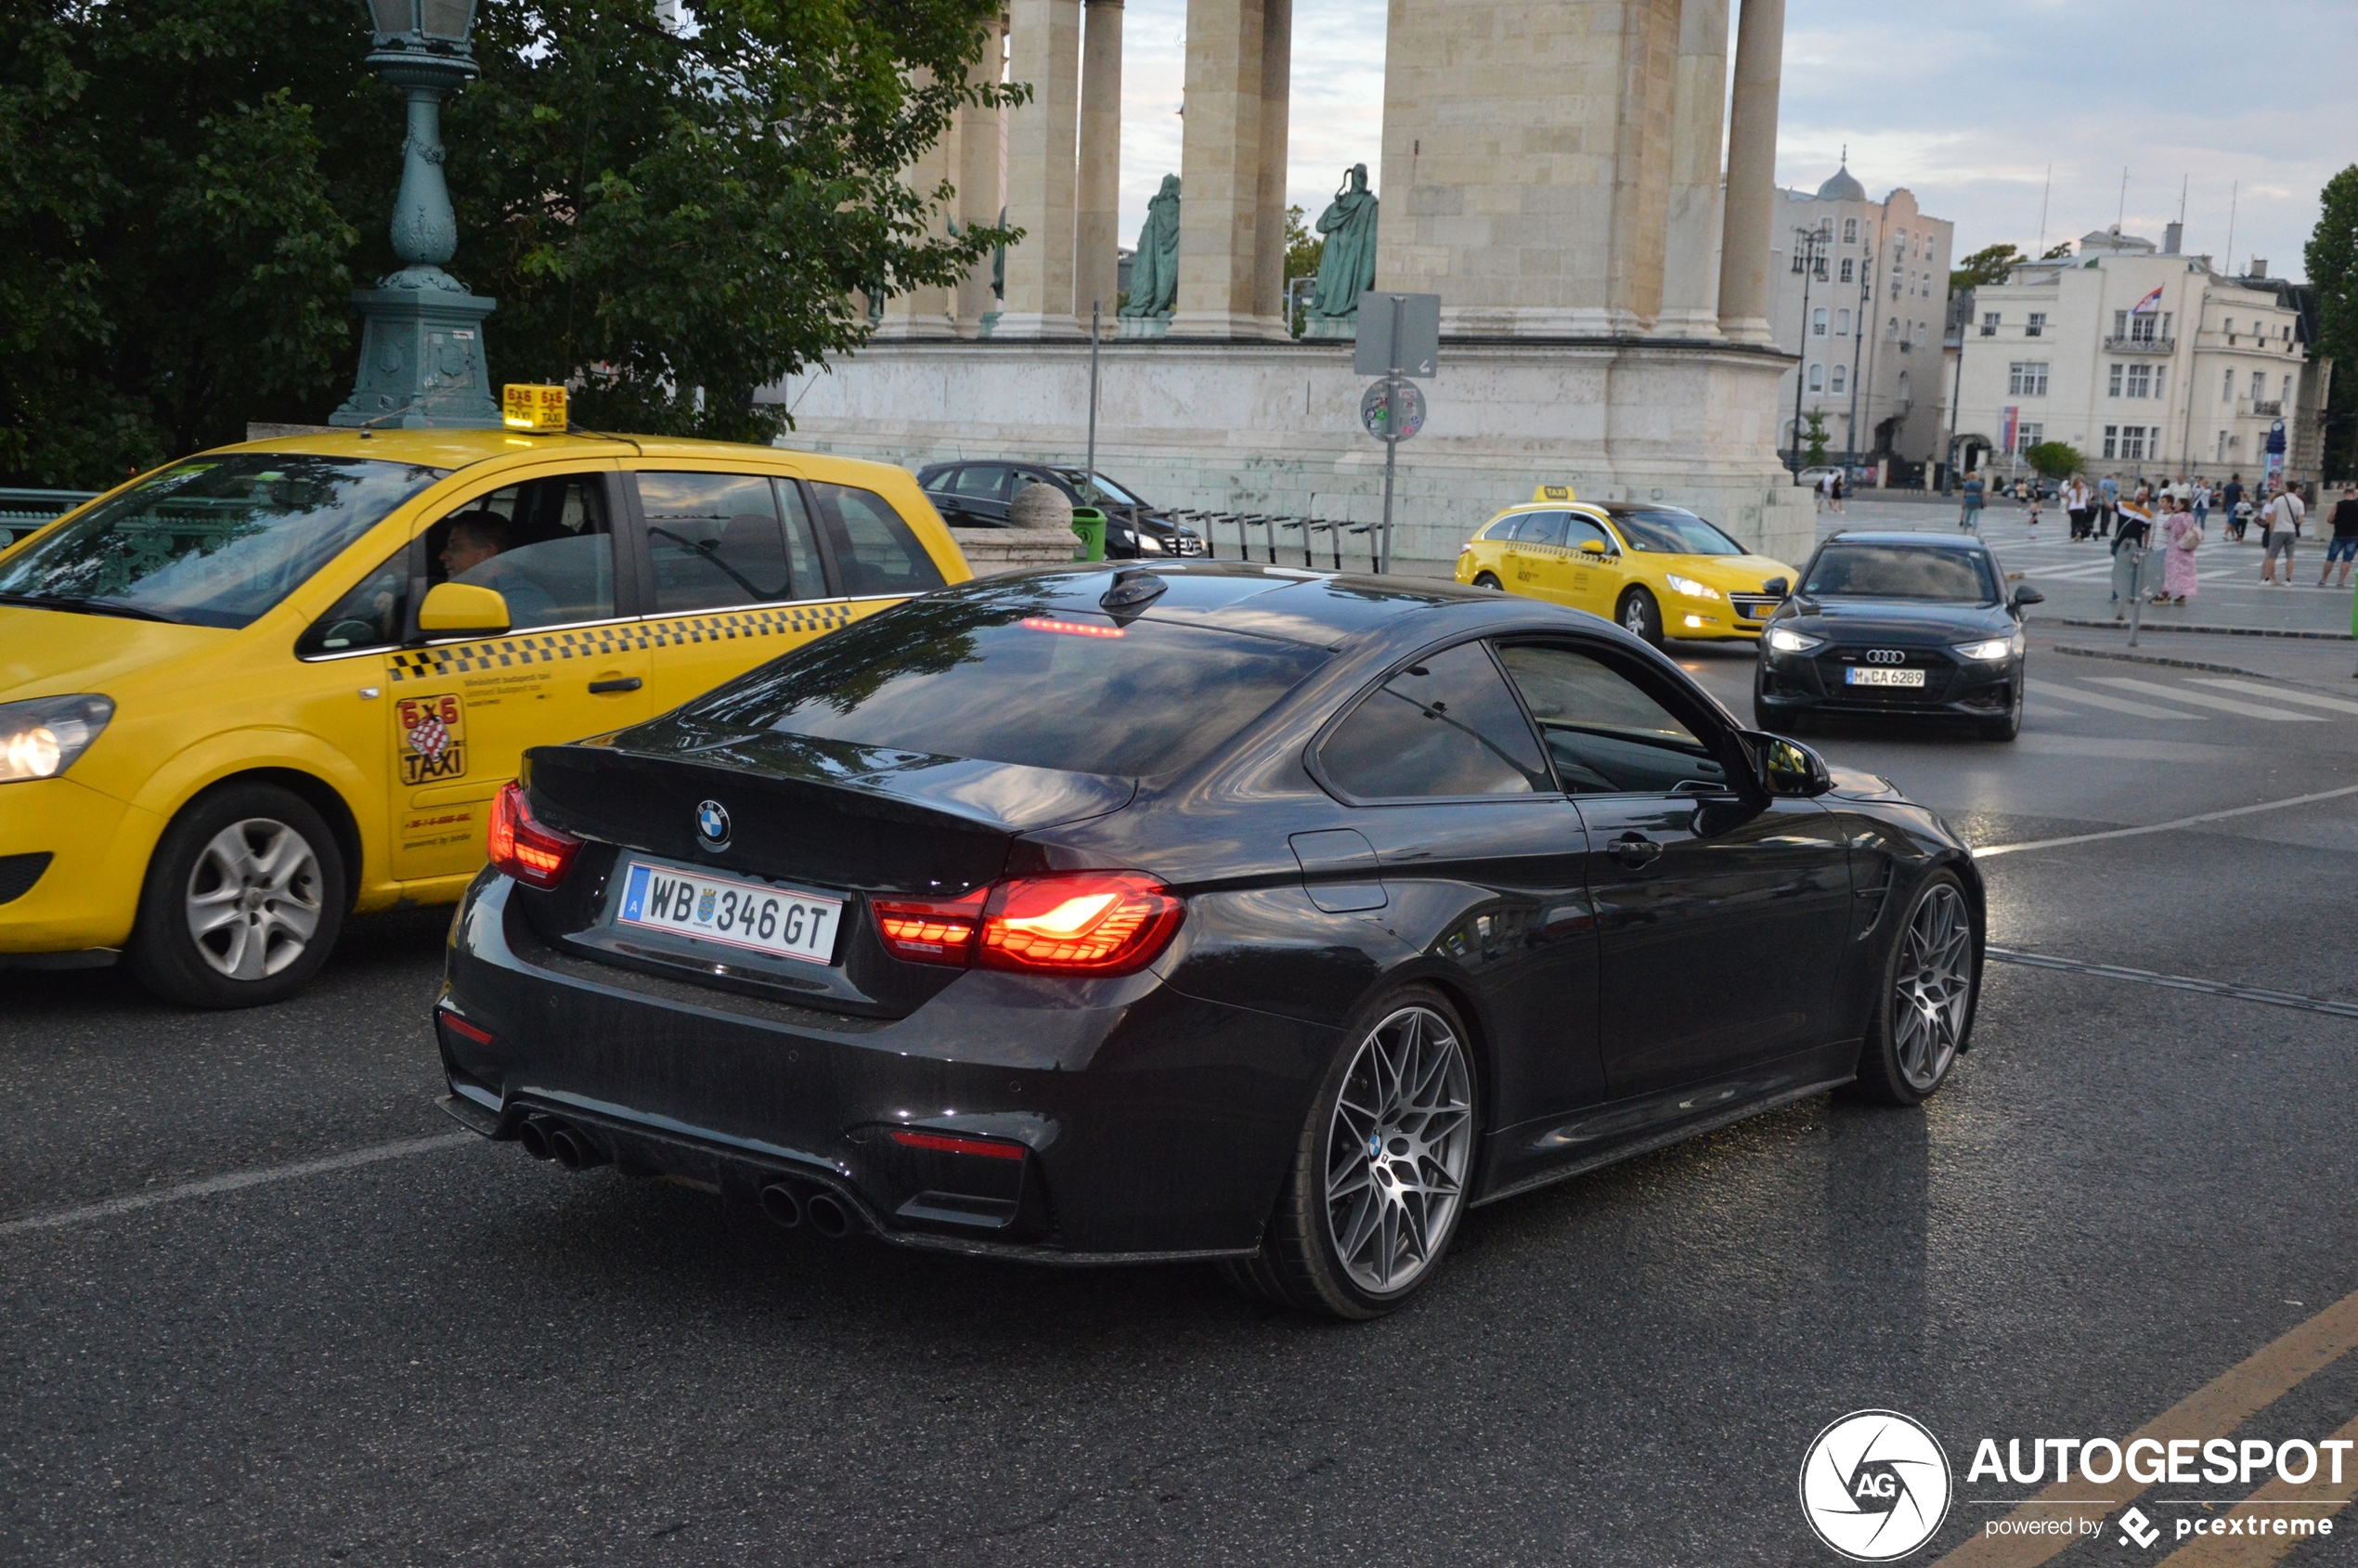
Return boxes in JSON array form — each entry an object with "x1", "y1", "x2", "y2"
[{"x1": 329, "y1": 283, "x2": 501, "y2": 429}]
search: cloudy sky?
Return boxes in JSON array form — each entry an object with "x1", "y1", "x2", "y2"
[{"x1": 1115, "y1": 0, "x2": 2354, "y2": 282}]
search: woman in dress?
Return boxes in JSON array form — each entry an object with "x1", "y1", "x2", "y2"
[{"x1": 2159, "y1": 496, "x2": 2203, "y2": 606}]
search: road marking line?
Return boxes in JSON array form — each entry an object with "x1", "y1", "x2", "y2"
[
  {"x1": 2028, "y1": 679, "x2": 2205, "y2": 720},
  {"x1": 1987, "y1": 948, "x2": 2358, "y2": 1019},
  {"x1": 2021, "y1": 703, "x2": 2078, "y2": 719},
  {"x1": 0, "y1": 1133, "x2": 475, "y2": 1238},
  {"x1": 1935, "y1": 1288, "x2": 2358, "y2": 1567},
  {"x1": 2149, "y1": 1408, "x2": 2358, "y2": 1565},
  {"x1": 1971, "y1": 783, "x2": 2358, "y2": 859},
  {"x1": 2188, "y1": 677, "x2": 2358, "y2": 717},
  {"x1": 2088, "y1": 676, "x2": 2325, "y2": 721}
]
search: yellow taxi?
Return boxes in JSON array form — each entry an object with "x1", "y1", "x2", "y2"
[
  {"x1": 0, "y1": 424, "x2": 969, "y2": 1006},
  {"x1": 1455, "y1": 486, "x2": 1799, "y2": 646}
]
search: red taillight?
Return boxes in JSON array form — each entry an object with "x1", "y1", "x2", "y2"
[
  {"x1": 889, "y1": 1128, "x2": 1028, "y2": 1160},
  {"x1": 486, "y1": 780, "x2": 581, "y2": 890},
  {"x1": 872, "y1": 872, "x2": 1183, "y2": 977},
  {"x1": 437, "y1": 1008, "x2": 494, "y2": 1045}
]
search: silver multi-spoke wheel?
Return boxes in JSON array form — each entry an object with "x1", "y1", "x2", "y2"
[
  {"x1": 184, "y1": 818, "x2": 324, "y2": 981},
  {"x1": 1324, "y1": 1005, "x2": 1473, "y2": 1295},
  {"x1": 1892, "y1": 883, "x2": 1973, "y2": 1090}
]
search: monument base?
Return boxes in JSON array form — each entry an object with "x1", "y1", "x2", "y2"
[
  {"x1": 1115, "y1": 317, "x2": 1171, "y2": 340},
  {"x1": 771, "y1": 336, "x2": 1813, "y2": 569},
  {"x1": 1302, "y1": 316, "x2": 1358, "y2": 341},
  {"x1": 330, "y1": 282, "x2": 501, "y2": 429}
]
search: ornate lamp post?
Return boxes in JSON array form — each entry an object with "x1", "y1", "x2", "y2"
[{"x1": 330, "y1": 0, "x2": 502, "y2": 429}]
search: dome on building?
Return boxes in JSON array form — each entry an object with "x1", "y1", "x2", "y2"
[{"x1": 1816, "y1": 162, "x2": 1865, "y2": 202}]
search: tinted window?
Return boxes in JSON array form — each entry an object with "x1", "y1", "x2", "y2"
[
  {"x1": 1803, "y1": 544, "x2": 1996, "y2": 602},
  {"x1": 1516, "y1": 512, "x2": 1569, "y2": 547},
  {"x1": 1320, "y1": 641, "x2": 1550, "y2": 799},
  {"x1": 813, "y1": 483, "x2": 948, "y2": 597},
  {"x1": 689, "y1": 584, "x2": 1328, "y2": 777},
  {"x1": 637, "y1": 472, "x2": 805, "y2": 614},
  {"x1": 1496, "y1": 642, "x2": 1724, "y2": 795},
  {"x1": 1606, "y1": 506, "x2": 1743, "y2": 556},
  {"x1": 298, "y1": 543, "x2": 409, "y2": 656},
  {"x1": 947, "y1": 466, "x2": 1009, "y2": 499},
  {"x1": 1049, "y1": 468, "x2": 1143, "y2": 506},
  {"x1": 433, "y1": 472, "x2": 615, "y2": 629},
  {"x1": 0, "y1": 454, "x2": 443, "y2": 628}
]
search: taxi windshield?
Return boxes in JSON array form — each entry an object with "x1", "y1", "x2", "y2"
[
  {"x1": 1606, "y1": 506, "x2": 1743, "y2": 556},
  {"x1": 0, "y1": 453, "x2": 445, "y2": 628}
]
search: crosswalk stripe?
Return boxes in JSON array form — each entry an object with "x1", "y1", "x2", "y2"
[
  {"x1": 2021, "y1": 702, "x2": 2078, "y2": 719},
  {"x1": 2188, "y1": 677, "x2": 2358, "y2": 717},
  {"x1": 2029, "y1": 680, "x2": 2204, "y2": 720},
  {"x1": 2087, "y1": 676, "x2": 2323, "y2": 721}
]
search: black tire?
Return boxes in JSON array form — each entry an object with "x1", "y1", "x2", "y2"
[
  {"x1": 1472, "y1": 571, "x2": 1503, "y2": 591},
  {"x1": 1845, "y1": 871, "x2": 1976, "y2": 1107},
  {"x1": 1617, "y1": 586, "x2": 1665, "y2": 647},
  {"x1": 1976, "y1": 680, "x2": 2023, "y2": 741},
  {"x1": 1229, "y1": 984, "x2": 1480, "y2": 1320},
  {"x1": 127, "y1": 783, "x2": 347, "y2": 1009}
]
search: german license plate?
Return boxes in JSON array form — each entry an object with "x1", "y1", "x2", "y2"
[
  {"x1": 613, "y1": 860, "x2": 844, "y2": 965},
  {"x1": 1846, "y1": 667, "x2": 1925, "y2": 687}
]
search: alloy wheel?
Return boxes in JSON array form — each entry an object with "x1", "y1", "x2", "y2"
[
  {"x1": 1893, "y1": 883, "x2": 1973, "y2": 1090},
  {"x1": 184, "y1": 818, "x2": 324, "y2": 980},
  {"x1": 1324, "y1": 1005, "x2": 1474, "y2": 1294}
]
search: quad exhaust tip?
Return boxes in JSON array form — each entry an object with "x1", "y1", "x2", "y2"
[
  {"x1": 517, "y1": 1118, "x2": 555, "y2": 1160},
  {"x1": 518, "y1": 1115, "x2": 609, "y2": 1171},
  {"x1": 803, "y1": 1191, "x2": 854, "y2": 1238},
  {"x1": 758, "y1": 1183, "x2": 804, "y2": 1230}
]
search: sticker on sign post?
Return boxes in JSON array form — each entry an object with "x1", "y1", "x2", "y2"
[{"x1": 1360, "y1": 380, "x2": 1427, "y2": 441}]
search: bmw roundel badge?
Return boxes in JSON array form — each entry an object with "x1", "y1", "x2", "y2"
[{"x1": 695, "y1": 799, "x2": 731, "y2": 850}]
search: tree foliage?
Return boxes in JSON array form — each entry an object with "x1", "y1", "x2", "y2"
[
  {"x1": 0, "y1": 0, "x2": 1016, "y2": 486},
  {"x1": 2024, "y1": 440, "x2": 2082, "y2": 481},
  {"x1": 2304, "y1": 164, "x2": 2358, "y2": 478},
  {"x1": 1801, "y1": 408, "x2": 1831, "y2": 468},
  {"x1": 1950, "y1": 243, "x2": 2022, "y2": 294}
]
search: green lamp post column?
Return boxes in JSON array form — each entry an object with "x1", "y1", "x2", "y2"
[{"x1": 330, "y1": 0, "x2": 502, "y2": 429}]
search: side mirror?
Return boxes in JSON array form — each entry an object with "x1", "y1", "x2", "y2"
[
  {"x1": 1761, "y1": 577, "x2": 1790, "y2": 598},
  {"x1": 1578, "y1": 539, "x2": 1608, "y2": 556},
  {"x1": 2012, "y1": 584, "x2": 2045, "y2": 608},
  {"x1": 1740, "y1": 729, "x2": 1833, "y2": 797},
  {"x1": 417, "y1": 581, "x2": 511, "y2": 639}
]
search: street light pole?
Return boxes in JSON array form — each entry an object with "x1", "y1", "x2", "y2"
[{"x1": 1787, "y1": 225, "x2": 1829, "y2": 473}]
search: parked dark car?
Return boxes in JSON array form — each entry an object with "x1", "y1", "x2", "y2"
[
  {"x1": 436, "y1": 563, "x2": 1983, "y2": 1318},
  {"x1": 915, "y1": 460, "x2": 1205, "y2": 559},
  {"x1": 1754, "y1": 532, "x2": 2043, "y2": 741}
]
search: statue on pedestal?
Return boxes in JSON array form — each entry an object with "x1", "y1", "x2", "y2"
[
  {"x1": 1119, "y1": 175, "x2": 1181, "y2": 324},
  {"x1": 1305, "y1": 164, "x2": 1379, "y2": 339}
]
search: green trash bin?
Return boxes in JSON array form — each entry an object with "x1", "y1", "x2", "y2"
[{"x1": 1069, "y1": 506, "x2": 1108, "y2": 563}]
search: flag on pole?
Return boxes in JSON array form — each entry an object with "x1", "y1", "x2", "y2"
[
  {"x1": 2130, "y1": 286, "x2": 2164, "y2": 315},
  {"x1": 2002, "y1": 405, "x2": 2019, "y2": 453}
]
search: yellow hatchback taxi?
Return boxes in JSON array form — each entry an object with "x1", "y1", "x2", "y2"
[
  {"x1": 1456, "y1": 486, "x2": 1798, "y2": 646},
  {"x1": 0, "y1": 428, "x2": 968, "y2": 1006}
]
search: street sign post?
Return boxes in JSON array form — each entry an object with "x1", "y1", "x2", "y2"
[{"x1": 1354, "y1": 292, "x2": 1441, "y2": 572}]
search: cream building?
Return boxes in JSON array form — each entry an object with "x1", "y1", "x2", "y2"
[
  {"x1": 1767, "y1": 164, "x2": 1952, "y2": 475},
  {"x1": 1950, "y1": 227, "x2": 2332, "y2": 488}
]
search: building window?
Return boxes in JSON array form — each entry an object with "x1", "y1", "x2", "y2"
[
  {"x1": 1889, "y1": 317, "x2": 1900, "y2": 340},
  {"x1": 2251, "y1": 370, "x2": 2265, "y2": 400},
  {"x1": 2009, "y1": 362, "x2": 2050, "y2": 396},
  {"x1": 2284, "y1": 374, "x2": 2294, "y2": 404},
  {"x1": 2223, "y1": 317, "x2": 2235, "y2": 338},
  {"x1": 2108, "y1": 364, "x2": 2124, "y2": 397},
  {"x1": 1831, "y1": 365, "x2": 1847, "y2": 394},
  {"x1": 2103, "y1": 425, "x2": 2119, "y2": 460},
  {"x1": 2217, "y1": 431, "x2": 2229, "y2": 461},
  {"x1": 1807, "y1": 363, "x2": 1824, "y2": 391},
  {"x1": 2015, "y1": 422, "x2": 2044, "y2": 453},
  {"x1": 1812, "y1": 306, "x2": 1828, "y2": 337},
  {"x1": 1980, "y1": 313, "x2": 2000, "y2": 337},
  {"x1": 2027, "y1": 312, "x2": 2046, "y2": 338},
  {"x1": 1837, "y1": 307, "x2": 1851, "y2": 336},
  {"x1": 2114, "y1": 310, "x2": 2129, "y2": 337},
  {"x1": 1843, "y1": 217, "x2": 1859, "y2": 244},
  {"x1": 2121, "y1": 426, "x2": 2148, "y2": 461},
  {"x1": 2125, "y1": 364, "x2": 2153, "y2": 398},
  {"x1": 2223, "y1": 367, "x2": 2235, "y2": 401},
  {"x1": 2130, "y1": 315, "x2": 2159, "y2": 343},
  {"x1": 2153, "y1": 366, "x2": 2166, "y2": 400},
  {"x1": 1840, "y1": 258, "x2": 1855, "y2": 282}
]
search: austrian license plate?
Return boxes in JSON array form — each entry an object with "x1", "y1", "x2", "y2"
[
  {"x1": 1846, "y1": 667, "x2": 1925, "y2": 688},
  {"x1": 613, "y1": 861, "x2": 844, "y2": 965}
]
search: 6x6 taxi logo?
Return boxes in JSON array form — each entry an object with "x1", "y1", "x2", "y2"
[
  {"x1": 1800, "y1": 1410, "x2": 1954, "y2": 1561},
  {"x1": 398, "y1": 693, "x2": 467, "y2": 786}
]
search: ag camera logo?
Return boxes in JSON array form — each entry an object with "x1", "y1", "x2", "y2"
[{"x1": 1800, "y1": 1410, "x2": 1953, "y2": 1561}]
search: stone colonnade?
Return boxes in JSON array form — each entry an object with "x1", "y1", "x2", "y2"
[{"x1": 888, "y1": 0, "x2": 1787, "y2": 346}]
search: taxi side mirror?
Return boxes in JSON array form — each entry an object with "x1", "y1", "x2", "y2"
[
  {"x1": 418, "y1": 581, "x2": 511, "y2": 639},
  {"x1": 1578, "y1": 539, "x2": 1609, "y2": 556}
]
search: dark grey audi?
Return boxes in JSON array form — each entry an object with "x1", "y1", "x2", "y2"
[{"x1": 437, "y1": 563, "x2": 1983, "y2": 1318}]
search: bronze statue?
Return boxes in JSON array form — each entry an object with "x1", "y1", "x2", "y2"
[
  {"x1": 1120, "y1": 175, "x2": 1180, "y2": 318},
  {"x1": 1309, "y1": 164, "x2": 1379, "y2": 324}
]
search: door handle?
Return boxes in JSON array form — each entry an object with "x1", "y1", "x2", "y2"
[
  {"x1": 588, "y1": 677, "x2": 642, "y2": 694},
  {"x1": 1606, "y1": 832, "x2": 1664, "y2": 869}
]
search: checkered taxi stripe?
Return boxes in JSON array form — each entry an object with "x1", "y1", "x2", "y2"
[{"x1": 388, "y1": 604, "x2": 856, "y2": 681}]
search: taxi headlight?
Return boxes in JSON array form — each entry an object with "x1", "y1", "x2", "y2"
[
  {"x1": 1952, "y1": 634, "x2": 2023, "y2": 662},
  {"x1": 0, "y1": 694, "x2": 114, "y2": 784},
  {"x1": 1766, "y1": 628, "x2": 1823, "y2": 654},
  {"x1": 1665, "y1": 574, "x2": 1720, "y2": 601}
]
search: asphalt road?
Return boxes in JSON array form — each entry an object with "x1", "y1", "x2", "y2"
[{"x1": 6, "y1": 538, "x2": 2358, "y2": 1565}]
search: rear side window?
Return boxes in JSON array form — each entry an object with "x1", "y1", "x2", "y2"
[
  {"x1": 690, "y1": 586, "x2": 1328, "y2": 778},
  {"x1": 813, "y1": 483, "x2": 948, "y2": 597},
  {"x1": 1517, "y1": 512, "x2": 1569, "y2": 547},
  {"x1": 947, "y1": 466, "x2": 1009, "y2": 499},
  {"x1": 431, "y1": 472, "x2": 615, "y2": 630},
  {"x1": 1318, "y1": 641, "x2": 1549, "y2": 800},
  {"x1": 638, "y1": 472, "x2": 822, "y2": 613}
]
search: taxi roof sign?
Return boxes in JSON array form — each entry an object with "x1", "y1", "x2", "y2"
[
  {"x1": 502, "y1": 383, "x2": 568, "y2": 432},
  {"x1": 1532, "y1": 484, "x2": 1575, "y2": 502}
]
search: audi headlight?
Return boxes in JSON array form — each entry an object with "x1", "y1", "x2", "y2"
[
  {"x1": 1665, "y1": 574, "x2": 1720, "y2": 601},
  {"x1": 0, "y1": 694, "x2": 114, "y2": 784},
  {"x1": 1952, "y1": 633, "x2": 2023, "y2": 662},
  {"x1": 1133, "y1": 532, "x2": 1166, "y2": 554},
  {"x1": 1766, "y1": 628, "x2": 1822, "y2": 654}
]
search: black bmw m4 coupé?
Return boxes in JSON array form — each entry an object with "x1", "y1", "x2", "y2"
[{"x1": 437, "y1": 563, "x2": 1983, "y2": 1318}]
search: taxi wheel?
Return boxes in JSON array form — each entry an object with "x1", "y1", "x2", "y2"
[
  {"x1": 128, "y1": 784, "x2": 348, "y2": 1009},
  {"x1": 1617, "y1": 587, "x2": 1665, "y2": 647},
  {"x1": 1472, "y1": 572, "x2": 1504, "y2": 591}
]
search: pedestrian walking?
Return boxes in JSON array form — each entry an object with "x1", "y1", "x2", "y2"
[
  {"x1": 2222, "y1": 473, "x2": 2246, "y2": 538},
  {"x1": 1959, "y1": 472, "x2": 1985, "y2": 533},
  {"x1": 2159, "y1": 497, "x2": 2203, "y2": 606},
  {"x1": 1830, "y1": 470, "x2": 1846, "y2": 514},
  {"x1": 2064, "y1": 475, "x2": 2092, "y2": 539},
  {"x1": 2111, "y1": 500, "x2": 2153, "y2": 619},
  {"x1": 2321, "y1": 485, "x2": 2358, "y2": 590},
  {"x1": 2259, "y1": 484, "x2": 2304, "y2": 584},
  {"x1": 2097, "y1": 473, "x2": 2119, "y2": 538},
  {"x1": 2192, "y1": 477, "x2": 2212, "y2": 528},
  {"x1": 2026, "y1": 486, "x2": 2042, "y2": 537}
]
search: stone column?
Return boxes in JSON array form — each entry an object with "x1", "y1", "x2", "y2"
[
  {"x1": 1656, "y1": 0, "x2": 1728, "y2": 338},
  {"x1": 1172, "y1": 0, "x2": 1288, "y2": 340},
  {"x1": 1075, "y1": 0, "x2": 1123, "y2": 325},
  {"x1": 875, "y1": 70, "x2": 959, "y2": 340},
  {"x1": 1000, "y1": 0, "x2": 1085, "y2": 339},
  {"x1": 1716, "y1": 0, "x2": 1784, "y2": 344},
  {"x1": 955, "y1": 12, "x2": 1009, "y2": 336},
  {"x1": 1250, "y1": 0, "x2": 1292, "y2": 327}
]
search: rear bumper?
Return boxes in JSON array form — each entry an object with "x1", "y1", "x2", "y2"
[{"x1": 438, "y1": 874, "x2": 1334, "y2": 1261}]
